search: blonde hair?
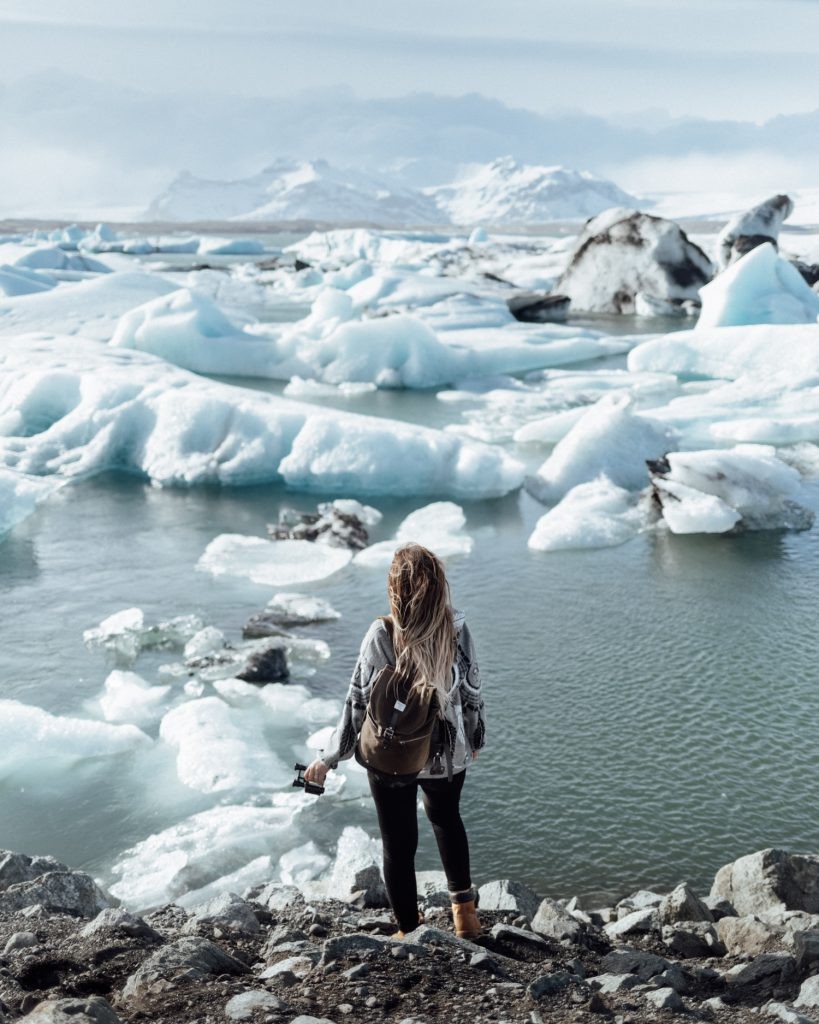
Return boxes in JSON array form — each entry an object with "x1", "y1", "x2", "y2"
[{"x1": 387, "y1": 543, "x2": 457, "y2": 716}]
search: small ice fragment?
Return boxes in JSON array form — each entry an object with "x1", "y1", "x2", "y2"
[
  {"x1": 184, "y1": 626, "x2": 226, "y2": 661},
  {"x1": 264, "y1": 593, "x2": 341, "y2": 625},
  {"x1": 98, "y1": 670, "x2": 171, "y2": 726},
  {"x1": 197, "y1": 535, "x2": 353, "y2": 586}
]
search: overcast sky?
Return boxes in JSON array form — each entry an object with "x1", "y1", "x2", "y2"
[{"x1": 2, "y1": 0, "x2": 818, "y2": 120}]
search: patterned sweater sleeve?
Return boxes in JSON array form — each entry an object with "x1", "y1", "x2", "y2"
[
  {"x1": 457, "y1": 620, "x2": 486, "y2": 752},
  {"x1": 319, "y1": 619, "x2": 393, "y2": 769}
]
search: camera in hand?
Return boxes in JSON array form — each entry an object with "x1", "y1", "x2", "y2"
[{"x1": 292, "y1": 763, "x2": 325, "y2": 796}]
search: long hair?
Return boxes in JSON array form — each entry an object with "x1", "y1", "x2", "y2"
[{"x1": 387, "y1": 543, "x2": 457, "y2": 716}]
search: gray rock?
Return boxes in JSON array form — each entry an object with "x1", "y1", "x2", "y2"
[
  {"x1": 766, "y1": 1001, "x2": 818, "y2": 1024},
  {"x1": 469, "y1": 950, "x2": 507, "y2": 976},
  {"x1": 259, "y1": 955, "x2": 315, "y2": 982},
  {"x1": 588, "y1": 972, "x2": 641, "y2": 994},
  {"x1": 489, "y1": 922, "x2": 549, "y2": 951},
  {"x1": 408, "y1": 924, "x2": 492, "y2": 957},
  {"x1": 531, "y1": 897, "x2": 585, "y2": 943},
  {"x1": 717, "y1": 915, "x2": 788, "y2": 956},
  {"x1": 288, "y1": 1017, "x2": 338, "y2": 1024},
  {"x1": 257, "y1": 882, "x2": 304, "y2": 913},
  {"x1": 182, "y1": 891, "x2": 260, "y2": 936},
  {"x1": 600, "y1": 949, "x2": 671, "y2": 981},
  {"x1": 20, "y1": 996, "x2": 122, "y2": 1023},
  {"x1": 320, "y1": 932, "x2": 397, "y2": 963},
  {"x1": 122, "y1": 936, "x2": 249, "y2": 1004},
  {"x1": 651, "y1": 965, "x2": 693, "y2": 994},
  {"x1": 615, "y1": 889, "x2": 664, "y2": 920},
  {"x1": 478, "y1": 879, "x2": 541, "y2": 922},
  {"x1": 554, "y1": 208, "x2": 713, "y2": 315},
  {"x1": 225, "y1": 990, "x2": 288, "y2": 1020},
  {"x1": 4, "y1": 930, "x2": 38, "y2": 952},
  {"x1": 341, "y1": 963, "x2": 370, "y2": 981},
  {"x1": 644, "y1": 986, "x2": 684, "y2": 1012},
  {"x1": 795, "y1": 975, "x2": 819, "y2": 1009},
  {"x1": 659, "y1": 883, "x2": 713, "y2": 925},
  {"x1": 528, "y1": 970, "x2": 574, "y2": 999},
  {"x1": 794, "y1": 929, "x2": 819, "y2": 977},
  {"x1": 263, "y1": 925, "x2": 309, "y2": 953},
  {"x1": 0, "y1": 851, "x2": 68, "y2": 890},
  {"x1": 604, "y1": 907, "x2": 658, "y2": 939},
  {"x1": 0, "y1": 871, "x2": 109, "y2": 918},
  {"x1": 662, "y1": 922, "x2": 726, "y2": 958},
  {"x1": 726, "y1": 953, "x2": 797, "y2": 1001},
  {"x1": 704, "y1": 895, "x2": 738, "y2": 921},
  {"x1": 710, "y1": 849, "x2": 819, "y2": 917},
  {"x1": 81, "y1": 907, "x2": 160, "y2": 941},
  {"x1": 416, "y1": 870, "x2": 450, "y2": 908}
]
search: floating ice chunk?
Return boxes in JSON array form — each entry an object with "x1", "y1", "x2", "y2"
[
  {"x1": 697, "y1": 243, "x2": 819, "y2": 328},
  {"x1": 283, "y1": 377, "x2": 377, "y2": 398},
  {"x1": 199, "y1": 238, "x2": 266, "y2": 256},
  {"x1": 0, "y1": 272, "x2": 178, "y2": 340},
  {"x1": 265, "y1": 593, "x2": 341, "y2": 624},
  {"x1": 528, "y1": 476, "x2": 643, "y2": 551},
  {"x1": 0, "y1": 699, "x2": 151, "y2": 779},
  {"x1": 717, "y1": 194, "x2": 793, "y2": 268},
  {"x1": 629, "y1": 323, "x2": 819, "y2": 381},
  {"x1": 77, "y1": 223, "x2": 121, "y2": 252},
  {"x1": 15, "y1": 245, "x2": 111, "y2": 274},
  {"x1": 0, "y1": 264, "x2": 56, "y2": 297},
  {"x1": 0, "y1": 468, "x2": 62, "y2": 535},
  {"x1": 469, "y1": 227, "x2": 489, "y2": 244},
  {"x1": 98, "y1": 670, "x2": 171, "y2": 726},
  {"x1": 108, "y1": 800, "x2": 303, "y2": 910},
  {"x1": 0, "y1": 335, "x2": 523, "y2": 498},
  {"x1": 213, "y1": 679, "x2": 338, "y2": 725},
  {"x1": 279, "y1": 842, "x2": 331, "y2": 885},
  {"x1": 198, "y1": 535, "x2": 352, "y2": 587},
  {"x1": 159, "y1": 696, "x2": 291, "y2": 793},
  {"x1": 184, "y1": 626, "x2": 226, "y2": 660},
  {"x1": 320, "y1": 825, "x2": 385, "y2": 905},
  {"x1": 526, "y1": 394, "x2": 675, "y2": 502},
  {"x1": 649, "y1": 444, "x2": 814, "y2": 534},
  {"x1": 355, "y1": 501, "x2": 472, "y2": 568},
  {"x1": 175, "y1": 855, "x2": 273, "y2": 910},
  {"x1": 83, "y1": 607, "x2": 145, "y2": 663}
]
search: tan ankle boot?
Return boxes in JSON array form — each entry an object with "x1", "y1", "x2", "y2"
[
  {"x1": 451, "y1": 887, "x2": 482, "y2": 939},
  {"x1": 391, "y1": 909, "x2": 424, "y2": 939}
]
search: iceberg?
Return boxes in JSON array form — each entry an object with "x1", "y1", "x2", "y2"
[
  {"x1": 197, "y1": 535, "x2": 353, "y2": 587},
  {"x1": 527, "y1": 476, "x2": 643, "y2": 552},
  {"x1": 696, "y1": 243, "x2": 819, "y2": 328},
  {"x1": 526, "y1": 394, "x2": 676, "y2": 502},
  {"x1": 0, "y1": 272, "x2": 178, "y2": 340},
  {"x1": 554, "y1": 208, "x2": 713, "y2": 314},
  {"x1": 15, "y1": 245, "x2": 111, "y2": 274},
  {"x1": 648, "y1": 444, "x2": 814, "y2": 534},
  {"x1": 717, "y1": 194, "x2": 794, "y2": 268},
  {"x1": 97, "y1": 670, "x2": 172, "y2": 726},
  {"x1": 0, "y1": 264, "x2": 56, "y2": 298},
  {"x1": 355, "y1": 501, "x2": 473, "y2": 568},
  {"x1": 108, "y1": 799, "x2": 304, "y2": 909},
  {"x1": 0, "y1": 699, "x2": 151, "y2": 780},
  {"x1": 0, "y1": 335, "x2": 523, "y2": 497},
  {"x1": 0, "y1": 467, "x2": 62, "y2": 535},
  {"x1": 628, "y1": 323, "x2": 819, "y2": 381},
  {"x1": 199, "y1": 238, "x2": 266, "y2": 256}
]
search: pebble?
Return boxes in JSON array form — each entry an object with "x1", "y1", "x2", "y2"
[{"x1": 3, "y1": 930, "x2": 38, "y2": 952}]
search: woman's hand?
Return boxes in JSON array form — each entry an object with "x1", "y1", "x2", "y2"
[
  {"x1": 471, "y1": 750, "x2": 479, "y2": 761},
  {"x1": 304, "y1": 759, "x2": 329, "y2": 786}
]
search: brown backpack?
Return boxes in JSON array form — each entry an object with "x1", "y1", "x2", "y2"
[{"x1": 354, "y1": 617, "x2": 450, "y2": 785}]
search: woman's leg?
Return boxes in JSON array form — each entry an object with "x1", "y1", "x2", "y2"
[
  {"x1": 418, "y1": 770, "x2": 472, "y2": 893},
  {"x1": 368, "y1": 773, "x2": 420, "y2": 932}
]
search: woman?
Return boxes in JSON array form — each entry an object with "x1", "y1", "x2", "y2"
[{"x1": 304, "y1": 543, "x2": 486, "y2": 940}]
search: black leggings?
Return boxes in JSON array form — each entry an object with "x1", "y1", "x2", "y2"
[{"x1": 368, "y1": 769, "x2": 471, "y2": 932}]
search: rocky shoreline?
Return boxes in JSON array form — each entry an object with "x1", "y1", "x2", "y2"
[{"x1": 0, "y1": 847, "x2": 817, "y2": 1024}]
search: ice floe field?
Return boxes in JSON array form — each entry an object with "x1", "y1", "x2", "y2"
[{"x1": 1, "y1": 201, "x2": 819, "y2": 911}]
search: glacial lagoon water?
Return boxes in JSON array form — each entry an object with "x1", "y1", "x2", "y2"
[{"x1": 2, "y1": 369, "x2": 819, "y2": 907}]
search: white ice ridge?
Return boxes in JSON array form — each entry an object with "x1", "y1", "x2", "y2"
[
  {"x1": 0, "y1": 335, "x2": 523, "y2": 498},
  {"x1": 697, "y1": 243, "x2": 819, "y2": 328},
  {"x1": 628, "y1": 323, "x2": 819, "y2": 381},
  {"x1": 0, "y1": 699, "x2": 151, "y2": 780},
  {"x1": 110, "y1": 284, "x2": 632, "y2": 387},
  {"x1": 527, "y1": 476, "x2": 643, "y2": 552},
  {"x1": 354, "y1": 502, "x2": 473, "y2": 568},
  {"x1": 0, "y1": 468, "x2": 62, "y2": 535},
  {"x1": 108, "y1": 798, "x2": 306, "y2": 910},
  {"x1": 0, "y1": 272, "x2": 178, "y2": 341},
  {"x1": 197, "y1": 536, "x2": 353, "y2": 586},
  {"x1": 650, "y1": 444, "x2": 814, "y2": 535},
  {"x1": 526, "y1": 394, "x2": 676, "y2": 503}
]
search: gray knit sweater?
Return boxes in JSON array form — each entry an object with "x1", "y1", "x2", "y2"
[{"x1": 319, "y1": 608, "x2": 486, "y2": 777}]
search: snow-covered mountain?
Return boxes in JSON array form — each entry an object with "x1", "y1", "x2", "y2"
[
  {"x1": 145, "y1": 159, "x2": 442, "y2": 225},
  {"x1": 145, "y1": 155, "x2": 637, "y2": 226},
  {"x1": 430, "y1": 157, "x2": 638, "y2": 225}
]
